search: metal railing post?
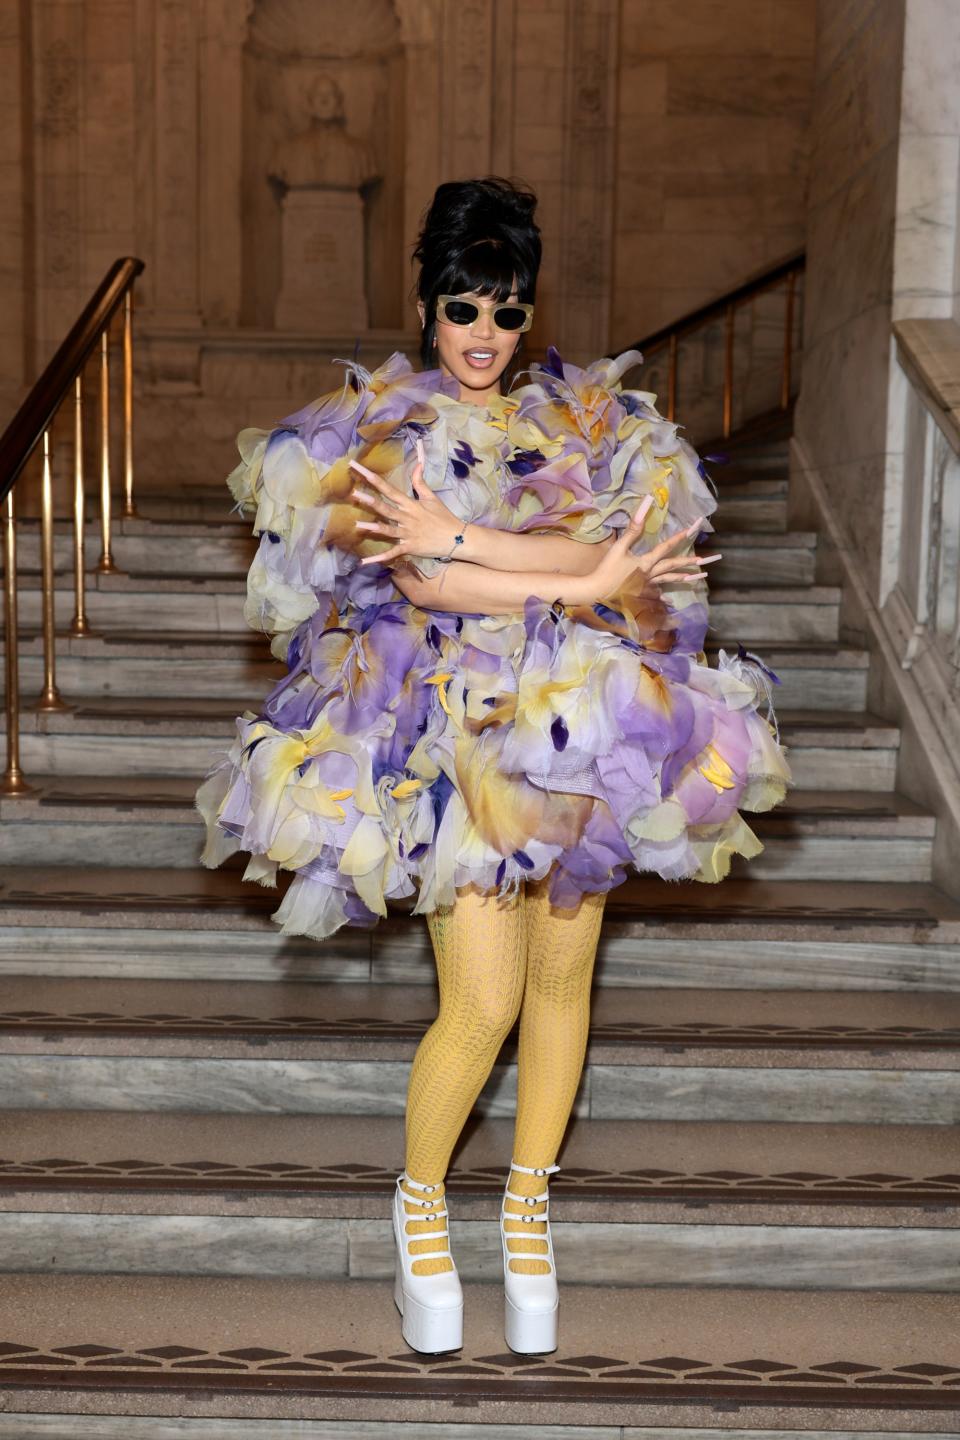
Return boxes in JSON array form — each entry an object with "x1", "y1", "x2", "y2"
[
  {"x1": 35, "y1": 428, "x2": 69, "y2": 711},
  {"x1": 95, "y1": 327, "x2": 119, "y2": 574},
  {"x1": 722, "y1": 303, "x2": 735, "y2": 439},
  {"x1": 1, "y1": 489, "x2": 34, "y2": 794},
  {"x1": 122, "y1": 288, "x2": 136, "y2": 517},
  {"x1": 70, "y1": 373, "x2": 91, "y2": 635}
]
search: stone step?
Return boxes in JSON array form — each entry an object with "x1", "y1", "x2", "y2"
[
  {"x1": 0, "y1": 1273, "x2": 954, "y2": 1426},
  {"x1": 0, "y1": 1413, "x2": 950, "y2": 1440},
  {"x1": 0, "y1": 979, "x2": 956, "y2": 1124},
  {"x1": 707, "y1": 528, "x2": 816, "y2": 584},
  {"x1": 5, "y1": 973, "x2": 957, "y2": 1050},
  {"x1": 0, "y1": 781, "x2": 934, "y2": 881},
  {"x1": 3, "y1": 1107, "x2": 954, "y2": 1216},
  {"x1": 708, "y1": 584, "x2": 839, "y2": 641},
  {"x1": 132, "y1": 486, "x2": 248, "y2": 523},
  {"x1": 13, "y1": 516, "x2": 818, "y2": 586},
  {"x1": 6, "y1": 630, "x2": 871, "y2": 711},
  {"x1": 0, "y1": 1111, "x2": 955, "y2": 1286},
  {"x1": 707, "y1": 477, "x2": 789, "y2": 532},
  {"x1": 0, "y1": 702, "x2": 899, "y2": 789},
  {"x1": 2, "y1": 571, "x2": 840, "y2": 642},
  {"x1": 5, "y1": 869, "x2": 957, "y2": 990},
  {"x1": 774, "y1": 709, "x2": 900, "y2": 790},
  {"x1": 10, "y1": 628, "x2": 286, "y2": 701},
  {"x1": 14, "y1": 515, "x2": 257, "y2": 576}
]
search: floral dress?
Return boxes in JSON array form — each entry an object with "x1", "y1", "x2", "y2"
[{"x1": 195, "y1": 346, "x2": 793, "y2": 940}]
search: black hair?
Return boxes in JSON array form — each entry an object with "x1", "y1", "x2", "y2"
[{"x1": 411, "y1": 176, "x2": 542, "y2": 387}]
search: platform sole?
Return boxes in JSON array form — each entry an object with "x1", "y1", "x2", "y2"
[
  {"x1": 393, "y1": 1257, "x2": 463, "y2": 1354},
  {"x1": 504, "y1": 1287, "x2": 559, "y2": 1354}
]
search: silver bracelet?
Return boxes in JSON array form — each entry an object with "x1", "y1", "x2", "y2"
[{"x1": 437, "y1": 527, "x2": 467, "y2": 563}]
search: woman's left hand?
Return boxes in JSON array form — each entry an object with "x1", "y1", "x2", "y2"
[{"x1": 350, "y1": 444, "x2": 464, "y2": 565}]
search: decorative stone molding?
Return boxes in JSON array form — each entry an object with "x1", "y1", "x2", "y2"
[
  {"x1": 439, "y1": 0, "x2": 494, "y2": 177},
  {"x1": 37, "y1": 38, "x2": 80, "y2": 140},
  {"x1": 557, "y1": 0, "x2": 618, "y2": 362},
  {"x1": 248, "y1": 0, "x2": 401, "y2": 60}
]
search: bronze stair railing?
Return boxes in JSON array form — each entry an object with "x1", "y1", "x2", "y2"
[
  {"x1": 0, "y1": 255, "x2": 144, "y2": 794},
  {"x1": 628, "y1": 247, "x2": 805, "y2": 437}
]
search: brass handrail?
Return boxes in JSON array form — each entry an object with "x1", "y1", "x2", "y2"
[
  {"x1": 1, "y1": 255, "x2": 144, "y2": 794},
  {"x1": 627, "y1": 247, "x2": 806, "y2": 436}
]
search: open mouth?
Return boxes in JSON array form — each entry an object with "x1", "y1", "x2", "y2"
[{"x1": 462, "y1": 348, "x2": 498, "y2": 369}]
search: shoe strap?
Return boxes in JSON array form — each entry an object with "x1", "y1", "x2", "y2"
[
  {"x1": 401, "y1": 1201, "x2": 449, "y2": 1219},
  {"x1": 502, "y1": 1187, "x2": 550, "y2": 1207},
  {"x1": 509, "y1": 1160, "x2": 560, "y2": 1176},
  {"x1": 403, "y1": 1226, "x2": 449, "y2": 1241},
  {"x1": 398, "y1": 1173, "x2": 444, "y2": 1193}
]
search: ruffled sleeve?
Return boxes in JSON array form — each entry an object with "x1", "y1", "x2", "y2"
[
  {"x1": 225, "y1": 351, "x2": 460, "y2": 660},
  {"x1": 502, "y1": 345, "x2": 719, "y2": 551}
]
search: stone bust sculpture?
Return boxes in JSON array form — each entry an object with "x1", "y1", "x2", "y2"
[
  {"x1": 270, "y1": 71, "x2": 377, "y2": 331},
  {"x1": 268, "y1": 73, "x2": 379, "y2": 192}
]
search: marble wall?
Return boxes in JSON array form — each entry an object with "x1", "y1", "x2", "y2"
[
  {"x1": 793, "y1": 0, "x2": 960, "y2": 606},
  {"x1": 612, "y1": 0, "x2": 815, "y2": 346},
  {"x1": 0, "y1": 1, "x2": 27, "y2": 414},
  {"x1": 3, "y1": 0, "x2": 818, "y2": 484}
]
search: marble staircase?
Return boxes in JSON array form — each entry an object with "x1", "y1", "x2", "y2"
[{"x1": 0, "y1": 411, "x2": 958, "y2": 1437}]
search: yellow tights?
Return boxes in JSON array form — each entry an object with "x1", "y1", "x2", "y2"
[{"x1": 398, "y1": 870, "x2": 607, "y2": 1276}]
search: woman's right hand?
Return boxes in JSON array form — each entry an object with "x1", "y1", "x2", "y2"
[{"x1": 576, "y1": 495, "x2": 722, "y2": 607}]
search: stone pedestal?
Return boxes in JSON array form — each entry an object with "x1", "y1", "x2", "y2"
[{"x1": 274, "y1": 188, "x2": 368, "y2": 332}]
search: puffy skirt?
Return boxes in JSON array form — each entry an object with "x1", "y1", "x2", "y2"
[{"x1": 195, "y1": 587, "x2": 793, "y2": 942}]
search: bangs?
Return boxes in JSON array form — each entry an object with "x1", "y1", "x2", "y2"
[{"x1": 439, "y1": 238, "x2": 532, "y2": 303}]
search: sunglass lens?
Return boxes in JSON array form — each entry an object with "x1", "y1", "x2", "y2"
[
  {"x1": 493, "y1": 306, "x2": 528, "y2": 331},
  {"x1": 442, "y1": 299, "x2": 479, "y2": 326}
]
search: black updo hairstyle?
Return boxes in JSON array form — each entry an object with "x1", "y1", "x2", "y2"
[{"x1": 412, "y1": 175, "x2": 542, "y2": 391}]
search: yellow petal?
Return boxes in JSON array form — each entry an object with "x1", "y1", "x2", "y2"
[
  {"x1": 425, "y1": 671, "x2": 457, "y2": 722},
  {"x1": 699, "y1": 743, "x2": 736, "y2": 791},
  {"x1": 628, "y1": 798, "x2": 687, "y2": 842}
]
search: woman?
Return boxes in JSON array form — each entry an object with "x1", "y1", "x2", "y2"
[{"x1": 196, "y1": 176, "x2": 792, "y2": 1358}]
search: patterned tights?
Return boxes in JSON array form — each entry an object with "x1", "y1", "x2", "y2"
[{"x1": 398, "y1": 870, "x2": 607, "y2": 1276}]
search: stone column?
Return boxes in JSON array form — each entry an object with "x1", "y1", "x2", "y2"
[
  {"x1": 30, "y1": 3, "x2": 84, "y2": 367},
  {"x1": 396, "y1": 0, "x2": 444, "y2": 333},
  {"x1": 0, "y1": 2, "x2": 27, "y2": 415},
  {"x1": 149, "y1": 0, "x2": 202, "y2": 325},
  {"x1": 439, "y1": 0, "x2": 495, "y2": 179},
  {"x1": 198, "y1": 0, "x2": 253, "y2": 328},
  {"x1": 556, "y1": 0, "x2": 619, "y2": 364}
]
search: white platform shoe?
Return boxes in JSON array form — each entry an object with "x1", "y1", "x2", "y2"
[
  {"x1": 392, "y1": 1171, "x2": 463, "y2": 1354},
  {"x1": 500, "y1": 1158, "x2": 561, "y2": 1354}
]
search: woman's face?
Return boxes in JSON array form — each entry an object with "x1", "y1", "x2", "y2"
[{"x1": 420, "y1": 283, "x2": 522, "y2": 397}]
